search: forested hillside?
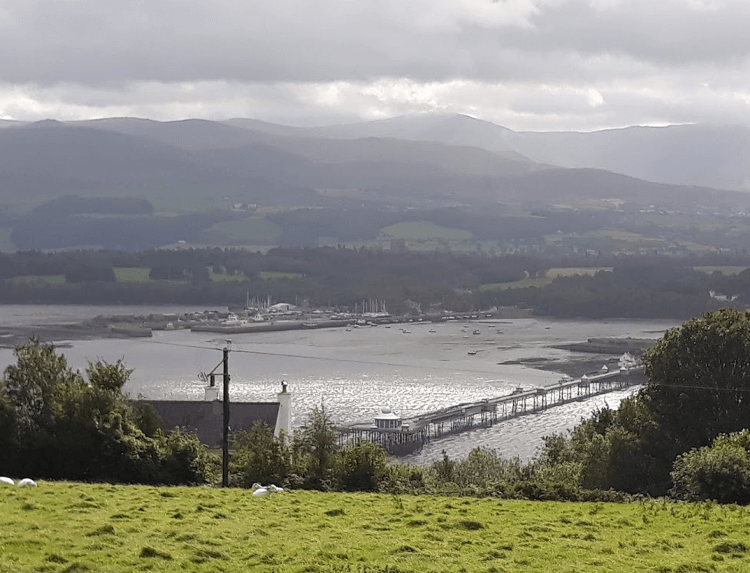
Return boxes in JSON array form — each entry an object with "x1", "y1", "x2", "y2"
[
  {"x1": 1, "y1": 247, "x2": 749, "y2": 318},
  {"x1": 1, "y1": 118, "x2": 748, "y2": 254}
]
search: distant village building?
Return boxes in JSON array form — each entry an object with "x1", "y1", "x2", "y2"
[{"x1": 267, "y1": 302, "x2": 298, "y2": 314}]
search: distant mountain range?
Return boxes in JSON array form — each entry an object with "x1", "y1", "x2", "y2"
[
  {"x1": 0, "y1": 114, "x2": 748, "y2": 214},
  {"x1": 226, "y1": 114, "x2": 750, "y2": 193}
]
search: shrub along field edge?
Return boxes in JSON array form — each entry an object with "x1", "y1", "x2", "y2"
[{"x1": 1, "y1": 481, "x2": 749, "y2": 573}]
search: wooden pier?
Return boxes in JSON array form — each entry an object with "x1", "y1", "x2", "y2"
[{"x1": 338, "y1": 366, "x2": 647, "y2": 455}]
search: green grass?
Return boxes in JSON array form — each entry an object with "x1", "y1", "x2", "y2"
[
  {"x1": 209, "y1": 271, "x2": 246, "y2": 283},
  {"x1": 589, "y1": 229, "x2": 665, "y2": 243},
  {"x1": 547, "y1": 267, "x2": 612, "y2": 278},
  {"x1": 379, "y1": 221, "x2": 474, "y2": 241},
  {"x1": 199, "y1": 217, "x2": 281, "y2": 245},
  {"x1": 480, "y1": 267, "x2": 612, "y2": 291},
  {"x1": 695, "y1": 266, "x2": 748, "y2": 275},
  {"x1": 113, "y1": 267, "x2": 151, "y2": 282},
  {"x1": 7, "y1": 274, "x2": 66, "y2": 286},
  {"x1": 480, "y1": 277, "x2": 552, "y2": 291},
  {"x1": 259, "y1": 271, "x2": 304, "y2": 280},
  {"x1": 2, "y1": 483, "x2": 750, "y2": 572}
]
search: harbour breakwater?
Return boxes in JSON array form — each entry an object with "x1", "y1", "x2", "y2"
[{"x1": 191, "y1": 318, "x2": 352, "y2": 334}]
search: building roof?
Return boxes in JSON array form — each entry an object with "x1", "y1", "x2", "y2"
[
  {"x1": 137, "y1": 400, "x2": 280, "y2": 447},
  {"x1": 374, "y1": 406, "x2": 400, "y2": 420}
]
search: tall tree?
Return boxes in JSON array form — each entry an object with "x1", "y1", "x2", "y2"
[
  {"x1": 293, "y1": 404, "x2": 338, "y2": 487},
  {"x1": 642, "y1": 308, "x2": 750, "y2": 454},
  {"x1": 0, "y1": 339, "x2": 209, "y2": 484}
]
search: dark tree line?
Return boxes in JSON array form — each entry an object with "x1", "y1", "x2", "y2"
[
  {"x1": 11, "y1": 210, "x2": 242, "y2": 251},
  {"x1": 0, "y1": 339, "x2": 210, "y2": 484},
  {"x1": 478, "y1": 257, "x2": 748, "y2": 319},
  {"x1": 32, "y1": 195, "x2": 154, "y2": 216},
  {"x1": 536, "y1": 309, "x2": 750, "y2": 501},
  {"x1": 1, "y1": 247, "x2": 750, "y2": 318}
]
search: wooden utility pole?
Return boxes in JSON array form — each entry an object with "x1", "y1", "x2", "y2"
[{"x1": 222, "y1": 341, "x2": 231, "y2": 487}]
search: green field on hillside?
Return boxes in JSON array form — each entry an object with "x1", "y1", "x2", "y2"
[
  {"x1": 379, "y1": 221, "x2": 474, "y2": 241},
  {"x1": 480, "y1": 277, "x2": 552, "y2": 291},
  {"x1": 113, "y1": 267, "x2": 151, "y2": 282},
  {"x1": 546, "y1": 267, "x2": 612, "y2": 278},
  {"x1": 694, "y1": 266, "x2": 748, "y2": 275},
  {"x1": 199, "y1": 217, "x2": 281, "y2": 245},
  {"x1": 209, "y1": 270, "x2": 246, "y2": 283},
  {"x1": 2, "y1": 482, "x2": 749, "y2": 573},
  {"x1": 480, "y1": 267, "x2": 612, "y2": 291},
  {"x1": 6, "y1": 274, "x2": 66, "y2": 286},
  {"x1": 259, "y1": 271, "x2": 304, "y2": 280},
  {"x1": 589, "y1": 229, "x2": 665, "y2": 243}
]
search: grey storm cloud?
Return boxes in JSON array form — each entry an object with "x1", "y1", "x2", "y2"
[
  {"x1": 2, "y1": 0, "x2": 748, "y2": 85},
  {"x1": 1, "y1": 0, "x2": 749, "y2": 129}
]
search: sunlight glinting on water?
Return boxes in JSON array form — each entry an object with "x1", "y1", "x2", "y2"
[{"x1": 0, "y1": 305, "x2": 675, "y2": 463}]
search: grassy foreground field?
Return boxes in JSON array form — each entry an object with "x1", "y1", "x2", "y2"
[{"x1": 3, "y1": 483, "x2": 750, "y2": 573}]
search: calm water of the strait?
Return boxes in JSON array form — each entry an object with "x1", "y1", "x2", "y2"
[{"x1": 0, "y1": 305, "x2": 677, "y2": 462}]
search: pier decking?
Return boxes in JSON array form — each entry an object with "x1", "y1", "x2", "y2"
[{"x1": 339, "y1": 366, "x2": 647, "y2": 455}]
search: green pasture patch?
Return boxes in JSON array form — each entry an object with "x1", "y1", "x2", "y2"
[
  {"x1": 113, "y1": 267, "x2": 151, "y2": 282},
  {"x1": 2, "y1": 483, "x2": 750, "y2": 573},
  {"x1": 481, "y1": 267, "x2": 612, "y2": 290},
  {"x1": 677, "y1": 240, "x2": 717, "y2": 254},
  {"x1": 480, "y1": 277, "x2": 553, "y2": 291},
  {"x1": 547, "y1": 267, "x2": 612, "y2": 278},
  {"x1": 209, "y1": 271, "x2": 246, "y2": 283},
  {"x1": 544, "y1": 232, "x2": 571, "y2": 244},
  {"x1": 694, "y1": 266, "x2": 748, "y2": 275},
  {"x1": 379, "y1": 221, "x2": 474, "y2": 241},
  {"x1": 259, "y1": 271, "x2": 304, "y2": 281},
  {"x1": 199, "y1": 217, "x2": 281, "y2": 245},
  {"x1": 7, "y1": 274, "x2": 66, "y2": 286},
  {"x1": 586, "y1": 229, "x2": 665, "y2": 244}
]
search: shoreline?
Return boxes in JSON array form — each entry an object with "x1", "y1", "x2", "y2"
[
  {"x1": 0, "y1": 320, "x2": 655, "y2": 381},
  {"x1": 0, "y1": 307, "x2": 533, "y2": 347}
]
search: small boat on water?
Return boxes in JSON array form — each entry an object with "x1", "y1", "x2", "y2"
[
  {"x1": 473, "y1": 329, "x2": 481, "y2": 335},
  {"x1": 467, "y1": 350, "x2": 478, "y2": 356}
]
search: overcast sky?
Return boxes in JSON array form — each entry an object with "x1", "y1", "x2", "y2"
[{"x1": 1, "y1": 0, "x2": 749, "y2": 131}]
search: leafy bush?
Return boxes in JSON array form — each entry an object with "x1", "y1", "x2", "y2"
[
  {"x1": 290, "y1": 405, "x2": 338, "y2": 489},
  {"x1": 231, "y1": 423, "x2": 290, "y2": 487},
  {"x1": 335, "y1": 440, "x2": 388, "y2": 492},
  {"x1": 671, "y1": 430, "x2": 750, "y2": 504},
  {"x1": 0, "y1": 339, "x2": 210, "y2": 485},
  {"x1": 380, "y1": 463, "x2": 426, "y2": 493},
  {"x1": 157, "y1": 428, "x2": 213, "y2": 485}
]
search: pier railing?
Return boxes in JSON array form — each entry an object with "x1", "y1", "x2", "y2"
[{"x1": 338, "y1": 366, "x2": 647, "y2": 456}]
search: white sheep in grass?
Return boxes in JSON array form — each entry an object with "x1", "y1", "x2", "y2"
[
  {"x1": 0, "y1": 476, "x2": 14, "y2": 486},
  {"x1": 17, "y1": 478, "x2": 37, "y2": 487},
  {"x1": 251, "y1": 482, "x2": 283, "y2": 497}
]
